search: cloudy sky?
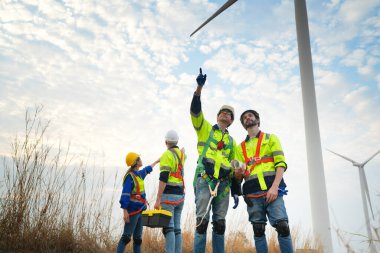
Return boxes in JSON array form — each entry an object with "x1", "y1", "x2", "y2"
[{"x1": 1, "y1": 0, "x2": 379, "y2": 251}]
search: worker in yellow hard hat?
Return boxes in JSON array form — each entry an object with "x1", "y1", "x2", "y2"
[
  {"x1": 154, "y1": 129, "x2": 186, "y2": 253},
  {"x1": 190, "y1": 68, "x2": 240, "y2": 253},
  {"x1": 116, "y1": 152, "x2": 159, "y2": 253}
]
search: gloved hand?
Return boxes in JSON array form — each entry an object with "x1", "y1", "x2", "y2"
[
  {"x1": 278, "y1": 186, "x2": 288, "y2": 197},
  {"x1": 196, "y1": 68, "x2": 207, "y2": 86},
  {"x1": 232, "y1": 194, "x2": 239, "y2": 209}
]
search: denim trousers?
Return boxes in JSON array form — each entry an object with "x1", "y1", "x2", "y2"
[
  {"x1": 161, "y1": 193, "x2": 185, "y2": 253},
  {"x1": 247, "y1": 192, "x2": 294, "y2": 253},
  {"x1": 116, "y1": 212, "x2": 143, "y2": 253},
  {"x1": 193, "y1": 176, "x2": 229, "y2": 253}
]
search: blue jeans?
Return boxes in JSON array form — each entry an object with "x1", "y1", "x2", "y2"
[
  {"x1": 193, "y1": 176, "x2": 229, "y2": 253},
  {"x1": 116, "y1": 212, "x2": 143, "y2": 253},
  {"x1": 247, "y1": 192, "x2": 294, "y2": 253},
  {"x1": 161, "y1": 194, "x2": 185, "y2": 253}
]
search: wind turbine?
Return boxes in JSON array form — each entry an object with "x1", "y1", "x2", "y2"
[
  {"x1": 190, "y1": 0, "x2": 333, "y2": 251},
  {"x1": 327, "y1": 149, "x2": 380, "y2": 253}
]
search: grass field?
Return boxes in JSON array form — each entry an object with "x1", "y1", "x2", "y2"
[{"x1": 0, "y1": 107, "x2": 374, "y2": 253}]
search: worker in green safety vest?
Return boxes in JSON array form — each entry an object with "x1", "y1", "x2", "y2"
[{"x1": 190, "y1": 68, "x2": 241, "y2": 253}]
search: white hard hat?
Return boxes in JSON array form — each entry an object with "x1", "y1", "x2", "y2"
[
  {"x1": 218, "y1": 104, "x2": 235, "y2": 121},
  {"x1": 165, "y1": 129, "x2": 179, "y2": 143}
]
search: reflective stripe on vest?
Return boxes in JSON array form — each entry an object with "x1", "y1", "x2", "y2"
[
  {"x1": 123, "y1": 171, "x2": 146, "y2": 208},
  {"x1": 197, "y1": 128, "x2": 233, "y2": 179},
  {"x1": 169, "y1": 149, "x2": 184, "y2": 181},
  {"x1": 241, "y1": 132, "x2": 274, "y2": 190}
]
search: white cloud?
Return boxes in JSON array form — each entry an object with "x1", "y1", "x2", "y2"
[
  {"x1": 338, "y1": 0, "x2": 380, "y2": 24},
  {"x1": 1, "y1": 1, "x2": 379, "y2": 252},
  {"x1": 342, "y1": 49, "x2": 365, "y2": 67}
]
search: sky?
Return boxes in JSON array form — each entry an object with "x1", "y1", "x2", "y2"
[{"x1": 0, "y1": 0, "x2": 379, "y2": 252}]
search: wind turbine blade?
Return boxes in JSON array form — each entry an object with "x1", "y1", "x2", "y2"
[
  {"x1": 190, "y1": 0, "x2": 239, "y2": 37},
  {"x1": 361, "y1": 168, "x2": 375, "y2": 219},
  {"x1": 326, "y1": 149, "x2": 358, "y2": 164},
  {"x1": 362, "y1": 150, "x2": 380, "y2": 166}
]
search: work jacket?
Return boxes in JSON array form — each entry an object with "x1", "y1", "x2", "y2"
[
  {"x1": 191, "y1": 93, "x2": 236, "y2": 180},
  {"x1": 235, "y1": 131, "x2": 287, "y2": 194},
  {"x1": 119, "y1": 166, "x2": 152, "y2": 215},
  {"x1": 159, "y1": 146, "x2": 186, "y2": 195}
]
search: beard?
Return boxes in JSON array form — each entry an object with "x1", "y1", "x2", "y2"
[{"x1": 244, "y1": 119, "x2": 259, "y2": 129}]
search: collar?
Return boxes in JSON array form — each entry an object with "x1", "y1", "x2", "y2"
[
  {"x1": 213, "y1": 124, "x2": 229, "y2": 133},
  {"x1": 245, "y1": 130, "x2": 261, "y2": 142},
  {"x1": 168, "y1": 145, "x2": 179, "y2": 150}
]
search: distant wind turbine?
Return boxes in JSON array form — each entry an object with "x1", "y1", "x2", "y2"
[
  {"x1": 190, "y1": 0, "x2": 333, "y2": 251},
  {"x1": 327, "y1": 149, "x2": 380, "y2": 253}
]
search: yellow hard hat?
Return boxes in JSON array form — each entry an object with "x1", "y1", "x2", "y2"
[{"x1": 126, "y1": 152, "x2": 140, "y2": 167}]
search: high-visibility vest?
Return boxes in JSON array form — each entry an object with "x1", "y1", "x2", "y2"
[
  {"x1": 160, "y1": 148, "x2": 185, "y2": 188},
  {"x1": 191, "y1": 112, "x2": 235, "y2": 179},
  {"x1": 159, "y1": 148, "x2": 186, "y2": 205},
  {"x1": 122, "y1": 171, "x2": 146, "y2": 216},
  {"x1": 240, "y1": 132, "x2": 285, "y2": 191},
  {"x1": 168, "y1": 148, "x2": 185, "y2": 186}
]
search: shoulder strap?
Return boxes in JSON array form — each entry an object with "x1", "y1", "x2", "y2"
[
  {"x1": 241, "y1": 141, "x2": 249, "y2": 164},
  {"x1": 169, "y1": 148, "x2": 183, "y2": 173},
  {"x1": 254, "y1": 132, "x2": 264, "y2": 159},
  {"x1": 123, "y1": 171, "x2": 140, "y2": 195},
  {"x1": 198, "y1": 128, "x2": 215, "y2": 164}
]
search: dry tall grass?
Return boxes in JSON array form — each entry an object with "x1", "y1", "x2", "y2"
[
  {"x1": 1, "y1": 107, "x2": 372, "y2": 252},
  {"x1": 0, "y1": 107, "x2": 117, "y2": 252}
]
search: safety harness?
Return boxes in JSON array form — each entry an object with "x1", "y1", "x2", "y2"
[
  {"x1": 168, "y1": 149, "x2": 185, "y2": 185},
  {"x1": 160, "y1": 149, "x2": 185, "y2": 206},
  {"x1": 241, "y1": 132, "x2": 274, "y2": 177},
  {"x1": 241, "y1": 131, "x2": 274, "y2": 198},
  {"x1": 195, "y1": 128, "x2": 233, "y2": 228},
  {"x1": 122, "y1": 171, "x2": 146, "y2": 216},
  {"x1": 195, "y1": 128, "x2": 233, "y2": 204}
]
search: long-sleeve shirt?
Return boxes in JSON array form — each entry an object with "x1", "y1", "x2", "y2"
[
  {"x1": 119, "y1": 166, "x2": 152, "y2": 213},
  {"x1": 190, "y1": 93, "x2": 236, "y2": 179}
]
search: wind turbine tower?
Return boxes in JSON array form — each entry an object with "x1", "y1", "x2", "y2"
[
  {"x1": 328, "y1": 149, "x2": 380, "y2": 253},
  {"x1": 190, "y1": 0, "x2": 333, "y2": 251}
]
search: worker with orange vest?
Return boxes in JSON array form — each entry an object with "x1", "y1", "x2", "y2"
[
  {"x1": 154, "y1": 129, "x2": 186, "y2": 253},
  {"x1": 191, "y1": 68, "x2": 239, "y2": 253},
  {"x1": 116, "y1": 152, "x2": 159, "y2": 253},
  {"x1": 234, "y1": 109, "x2": 294, "y2": 253}
]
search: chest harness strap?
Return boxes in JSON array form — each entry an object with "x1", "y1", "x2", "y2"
[
  {"x1": 241, "y1": 132, "x2": 274, "y2": 177},
  {"x1": 123, "y1": 171, "x2": 146, "y2": 216},
  {"x1": 241, "y1": 132, "x2": 274, "y2": 191},
  {"x1": 160, "y1": 149, "x2": 185, "y2": 206}
]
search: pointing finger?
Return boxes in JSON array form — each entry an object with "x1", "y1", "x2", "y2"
[{"x1": 199, "y1": 68, "x2": 202, "y2": 75}]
